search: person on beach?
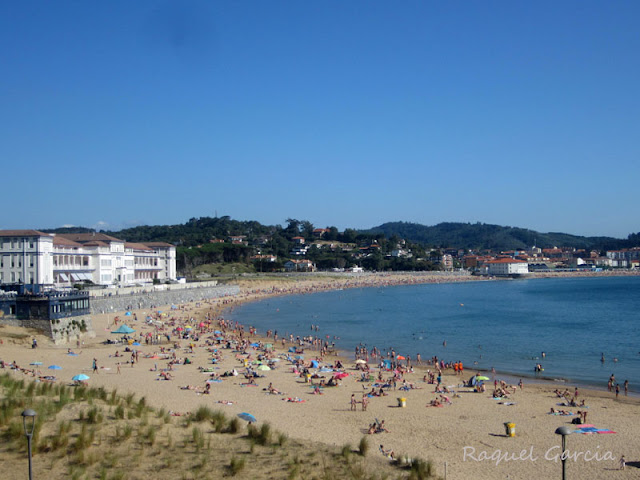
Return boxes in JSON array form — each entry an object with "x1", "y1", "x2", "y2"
[
  {"x1": 518, "y1": 379, "x2": 523, "y2": 390},
  {"x1": 361, "y1": 394, "x2": 368, "y2": 411},
  {"x1": 351, "y1": 394, "x2": 357, "y2": 411},
  {"x1": 92, "y1": 358, "x2": 98, "y2": 374},
  {"x1": 624, "y1": 380, "x2": 628, "y2": 396}
]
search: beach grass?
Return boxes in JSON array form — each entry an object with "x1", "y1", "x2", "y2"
[{"x1": 0, "y1": 374, "x2": 436, "y2": 479}]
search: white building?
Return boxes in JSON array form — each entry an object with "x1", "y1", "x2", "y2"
[
  {"x1": 0, "y1": 230, "x2": 54, "y2": 286},
  {"x1": 0, "y1": 230, "x2": 176, "y2": 288},
  {"x1": 486, "y1": 258, "x2": 529, "y2": 276}
]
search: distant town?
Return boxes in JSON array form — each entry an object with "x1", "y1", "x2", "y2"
[{"x1": 1, "y1": 225, "x2": 639, "y2": 292}]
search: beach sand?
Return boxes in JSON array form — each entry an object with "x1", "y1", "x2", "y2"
[{"x1": 1, "y1": 273, "x2": 638, "y2": 479}]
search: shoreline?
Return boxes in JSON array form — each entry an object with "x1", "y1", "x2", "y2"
[
  {"x1": 223, "y1": 271, "x2": 639, "y2": 395},
  {"x1": 1, "y1": 271, "x2": 639, "y2": 479}
]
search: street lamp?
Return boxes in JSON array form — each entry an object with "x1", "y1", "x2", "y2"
[
  {"x1": 22, "y1": 408, "x2": 36, "y2": 480},
  {"x1": 555, "y1": 426, "x2": 572, "y2": 480}
]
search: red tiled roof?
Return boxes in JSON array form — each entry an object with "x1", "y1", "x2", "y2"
[
  {"x1": 0, "y1": 229, "x2": 51, "y2": 237},
  {"x1": 58, "y1": 233, "x2": 123, "y2": 243},
  {"x1": 486, "y1": 258, "x2": 528, "y2": 264},
  {"x1": 53, "y1": 236, "x2": 83, "y2": 247},
  {"x1": 125, "y1": 242, "x2": 153, "y2": 252}
]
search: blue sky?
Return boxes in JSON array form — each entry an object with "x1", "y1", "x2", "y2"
[{"x1": 1, "y1": 1, "x2": 638, "y2": 238}]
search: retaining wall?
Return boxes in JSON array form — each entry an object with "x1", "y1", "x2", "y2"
[{"x1": 90, "y1": 285, "x2": 240, "y2": 315}]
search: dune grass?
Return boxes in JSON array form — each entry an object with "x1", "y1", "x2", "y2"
[{"x1": 0, "y1": 373, "x2": 440, "y2": 479}]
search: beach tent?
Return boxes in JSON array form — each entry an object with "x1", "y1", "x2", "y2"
[
  {"x1": 111, "y1": 325, "x2": 135, "y2": 334},
  {"x1": 311, "y1": 360, "x2": 319, "y2": 368},
  {"x1": 382, "y1": 359, "x2": 392, "y2": 369},
  {"x1": 288, "y1": 347, "x2": 297, "y2": 353}
]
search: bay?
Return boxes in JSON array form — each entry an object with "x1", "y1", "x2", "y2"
[{"x1": 229, "y1": 276, "x2": 640, "y2": 392}]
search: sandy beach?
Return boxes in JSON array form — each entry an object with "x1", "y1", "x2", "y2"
[{"x1": 1, "y1": 272, "x2": 639, "y2": 479}]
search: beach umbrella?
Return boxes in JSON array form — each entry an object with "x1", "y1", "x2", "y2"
[
  {"x1": 257, "y1": 365, "x2": 271, "y2": 371},
  {"x1": 396, "y1": 355, "x2": 406, "y2": 360},
  {"x1": 333, "y1": 372, "x2": 349, "y2": 379},
  {"x1": 355, "y1": 359, "x2": 367, "y2": 365},
  {"x1": 214, "y1": 330, "x2": 222, "y2": 335},
  {"x1": 320, "y1": 368, "x2": 333, "y2": 373},
  {"x1": 125, "y1": 312, "x2": 132, "y2": 316},
  {"x1": 176, "y1": 326, "x2": 183, "y2": 331},
  {"x1": 72, "y1": 374, "x2": 90, "y2": 381},
  {"x1": 111, "y1": 325, "x2": 135, "y2": 334},
  {"x1": 132, "y1": 342, "x2": 141, "y2": 346},
  {"x1": 476, "y1": 376, "x2": 490, "y2": 381},
  {"x1": 311, "y1": 360, "x2": 319, "y2": 368},
  {"x1": 30, "y1": 362, "x2": 43, "y2": 366},
  {"x1": 48, "y1": 365, "x2": 62, "y2": 370},
  {"x1": 250, "y1": 343, "x2": 260, "y2": 347},
  {"x1": 198, "y1": 322, "x2": 206, "y2": 328},
  {"x1": 237, "y1": 412, "x2": 257, "y2": 423},
  {"x1": 185, "y1": 325, "x2": 193, "y2": 329}
]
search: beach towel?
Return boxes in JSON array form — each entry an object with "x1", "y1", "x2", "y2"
[
  {"x1": 573, "y1": 426, "x2": 617, "y2": 434},
  {"x1": 549, "y1": 412, "x2": 574, "y2": 416}
]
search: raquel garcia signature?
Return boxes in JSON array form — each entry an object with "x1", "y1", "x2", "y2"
[{"x1": 463, "y1": 446, "x2": 615, "y2": 466}]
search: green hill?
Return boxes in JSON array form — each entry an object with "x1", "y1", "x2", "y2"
[{"x1": 366, "y1": 221, "x2": 630, "y2": 252}]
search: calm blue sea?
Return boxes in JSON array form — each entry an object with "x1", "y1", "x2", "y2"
[{"x1": 228, "y1": 276, "x2": 640, "y2": 392}]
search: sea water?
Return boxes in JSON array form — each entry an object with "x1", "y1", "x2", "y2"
[{"x1": 229, "y1": 276, "x2": 640, "y2": 392}]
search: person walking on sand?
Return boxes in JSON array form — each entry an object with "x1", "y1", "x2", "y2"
[
  {"x1": 351, "y1": 394, "x2": 357, "y2": 411},
  {"x1": 624, "y1": 380, "x2": 628, "y2": 396},
  {"x1": 92, "y1": 358, "x2": 98, "y2": 374}
]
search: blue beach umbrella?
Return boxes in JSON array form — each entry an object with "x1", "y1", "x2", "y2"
[
  {"x1": 132, "y1": 342, "x2": 141, "y2": 346},
  {"x1": 214, "y1": 330, "x2": 222, "y2": 335},
  {"x1": 111, "y1": 325, "x2": 135, "y2": 334},
  {"x1": 125, "y1": 312, "x2": 132, "y2": 316},
  {"x1": 72, "y1": 374, "x2": 90, "y2": 381},
  {"x1": 48, "y1": 365, "x2": 62, "y2": 370},
  {"x1": 237, "y1": 412, "x2": 257, "y2": 423},
  {"x1": 30, "y1": 361, "x2": 43, "y2": 366}
]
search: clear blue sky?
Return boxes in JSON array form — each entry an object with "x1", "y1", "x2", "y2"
[{"x1": 2, "y1": 1, "x2": 639, "y2": 238}]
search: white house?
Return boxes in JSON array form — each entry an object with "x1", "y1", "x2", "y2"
[
  {"x1": 0, "y1": 230, "x2": 54, "y2": 286},
  {"x1": 0, "y1": 230, "x2": 177, "y2": 288},
  {"x1": 284, "y1": 259, "x2": 315, "y2": 272},
  {"x1": 486, "y1": 258, "x2": 529, "y2": 276}
]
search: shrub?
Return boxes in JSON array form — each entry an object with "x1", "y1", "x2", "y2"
[
  {"x1": 358, "y1": 436, "x2": 369, "y2": 456},
  {"x1": 229, "y1": 456, "x2": 246, "y2": 476}
]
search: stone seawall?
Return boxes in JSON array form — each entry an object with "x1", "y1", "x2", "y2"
[
  {"x1": 0, "y1": 314, "x2": 94, "y2": 345},
  {"x1": 90, "y1": 285, "x2": 240, "y2": 315}
]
